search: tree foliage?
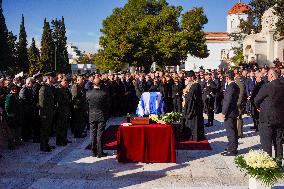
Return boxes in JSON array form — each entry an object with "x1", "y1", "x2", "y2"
[
  {"x1": 95, "y1": 0, "x2": 208, "y2": 72},
  {"x1": 275, "y1": 0, "x2": 284, "y2": 36},
  {"x1": 51, "y1": 17, "x2": 70, "y2": 74},
  {"x1": 7, "y1": 31, "x2": 19, "y2": 74},
  {"x1": 28, "y1": 38, "x2": 40, "y2": 75},
  {"x1": 18, "y1": 15, "x2": 29, "y2": 73},
  {"x1": 0, "y1": 0, "x2": 12, "y2": 72},
  {"x1": 40, "y1": 18, "x2": 55, "y2": 72}
]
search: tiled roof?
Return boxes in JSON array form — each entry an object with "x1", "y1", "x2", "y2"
[
  {"x1": 206, "y1": 32, "x2": 229, "y2": 37},
  {"x1": 207, "y1": 38, "x2": 232, "y2": 42},
  {"x1": 205, "y1": 32, "x2": 232, "y2": 42},
  {"x1": 228, "y1": 3, "x2": 251, "y2": 15}
]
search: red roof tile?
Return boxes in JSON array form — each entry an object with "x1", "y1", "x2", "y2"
[{"x1": 228, "y1": 3, "x2": 251, "y2": 15}]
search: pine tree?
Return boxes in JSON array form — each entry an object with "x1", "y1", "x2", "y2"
[
  {"x1": 7, "y1": 31, "x2": 19, "y2": 74},
  {"x1": 18, "y1": 14, "x2": 29, "y2": 73},
  {"x1": 0, "y1": 0, "x2": 12, "y2": 72},
  {"x1": 51, "y1": 16, "x2": 70, "y2": 74},
  {"x1": 40, "y1": 18, "x2": 55, "y2": 72},
  {"x1": 28, "y1": 38, "x2": 40, "y2": 75}
]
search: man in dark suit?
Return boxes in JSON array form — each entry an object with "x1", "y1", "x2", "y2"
[
  {"x1": 221, "y1": 71, "x2": 240, "y2": 156},
  {"x1": 255, "y1": 69, "x2": 284, "y2": 161},
  {"x1": 202, "y1": 73, "x2": 217, "y2": 127},
  {"x1": 87, "y1": 78, "x2": 110, "y2": 158},
  {"x1": 250, "y1": 71, "x2": 264, "y2": 131}
]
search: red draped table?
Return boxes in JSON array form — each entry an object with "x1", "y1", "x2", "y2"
[{"x1": 116, "y1": 124, "x2": 176, "y2": 163}]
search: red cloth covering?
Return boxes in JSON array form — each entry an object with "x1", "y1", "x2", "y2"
[{"x1": 117, "y1": 124, "x2": 176, "y2": 163}]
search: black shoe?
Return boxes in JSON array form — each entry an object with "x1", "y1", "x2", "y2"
[
  {"x1": 85, "y1": 144, "x2": 91, "y2": 150},
  {"x1": 40, "y1": 147, "x2": 52, "y2": 152},
  {"x1": 221, "y1": 151, "x2": 238, "y2": 156},
  {"x1": 48, "y1": 145, "x2": 56, "y2": 149},
  {"x1": 97, "y1": 152, "x2": 108, "y2": 158},
  {"x1": 92, "y1": 151, "x2": 97, "y2": 157}
]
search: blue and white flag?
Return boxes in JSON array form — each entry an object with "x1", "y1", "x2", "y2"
[{"x1": 136, "y1": 92, "x2": 165, "y2": 117}]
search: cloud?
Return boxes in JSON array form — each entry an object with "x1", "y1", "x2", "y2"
[
  {"x1": 70, "y1": 40, "x2": 101, "y2": 53},
  {"x1": 86, "y1": 32, "x2": 96, "y2": 37}
]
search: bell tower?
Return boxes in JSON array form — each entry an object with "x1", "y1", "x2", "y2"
[{"x1": 227, "y1": 1, "x2": 251, "y2": 34}]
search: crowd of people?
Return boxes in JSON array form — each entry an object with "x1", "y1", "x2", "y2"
[{"x1": 0, "y1": 65, "x2": 284, "y2": 160}]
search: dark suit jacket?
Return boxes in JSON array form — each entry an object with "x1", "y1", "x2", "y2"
[
  {"x1": 87, "y1": 88, "x2": 110, "y2": 122},
  {"x1": 245, "y1": 77, "x2": 256, "y2": 96},
  {"x1": 222, "y1": 82, "x2": 240, "y2": 118},
  {"x1": 254, "y1": 78, "x2": 284, "y2": 126}
]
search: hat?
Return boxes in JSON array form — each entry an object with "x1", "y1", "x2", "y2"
[{"x1": 185, "y1": 70, "x2": 196, "y2": 77}]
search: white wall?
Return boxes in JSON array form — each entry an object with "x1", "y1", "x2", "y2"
[
  {"x1": 227, "y1": 14, "x2": 249, "y2": 34},
  {"x1": 185, "y1": 42, "x2": 232, "y2": 71}
]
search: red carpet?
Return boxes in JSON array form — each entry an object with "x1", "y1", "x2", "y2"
[{"x1": 102, "y1": 125, "x2": 212, "y2": 150}]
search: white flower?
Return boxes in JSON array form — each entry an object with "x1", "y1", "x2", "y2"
[{"x1": 243, "y1": 150, "x2": 278, "y2": 169}]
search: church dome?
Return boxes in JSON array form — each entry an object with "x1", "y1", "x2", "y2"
[{"x1": 228, "y1": 2, "x2": 251, "y2": 15}]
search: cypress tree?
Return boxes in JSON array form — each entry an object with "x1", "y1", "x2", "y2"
[
  {"x1": 7, "y1": 31, "x2": 19, "y2": 74},
  {"x1": 0, "y1": 0, "x2": 12, "y2": 72},
  {"x1": 28, "y1": 38, "x2": 40, "y2": 75},
  {"x1": 40, "y1": 18, "x2": 55, "y2": 72},
  {"x1": 18, "y1": 14, "x2": 29, "y2": 73},
  {"x1": 51, "y1": 16, "x2": 70, "y2": 74}
]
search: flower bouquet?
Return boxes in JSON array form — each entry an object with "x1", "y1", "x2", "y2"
[
  {"x1": 149, "y1": 112, "x2": 182, "y2": 124},
  {"x1": 234, "y1": 150, "x2": 284, "y2": 188}
]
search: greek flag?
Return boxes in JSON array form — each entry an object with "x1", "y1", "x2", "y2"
[{"x1": 136, "y1": 92, "x2": 165, "y2": 117}]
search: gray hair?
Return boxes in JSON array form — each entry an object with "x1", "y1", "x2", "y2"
[{"x1": 26, "y1": 77, "x2": 35, "y2": 85}]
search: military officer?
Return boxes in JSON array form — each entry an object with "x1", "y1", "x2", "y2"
[
  {"x1": 55, "y1": 76, "x2": 71, "y2": 146},
  {"x1": 38, "y1": 73, "x2": 55, "y2": 152},
  {"x1": 71, "y1": 75, "x2": 87, "y2": 138}
]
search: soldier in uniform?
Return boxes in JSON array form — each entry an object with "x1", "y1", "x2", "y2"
[
  {"x1": 55, "y1": 76, "x2": 71, "y2": 146},
  {"x1": 71, "y1": 75, "x2": 87, "y2": 138},
  {"x1": 38, "y1": 73, "x2": 55, "y2": 152},
  {"x1": 234, "y1": 71, "x2": 246, "y2": 138},
  {"x1": 19, "y1": 77, "x2": 36, "y2": 142},
  {"x1": 32, "y1": 73, "x2": 43, "y2": 143},
  {"x1": 5, "y1": 85, "x2": 22, "y2": 149},
  {"x1": 203, "y1": 73, "x2": 217, "y2": 127}
]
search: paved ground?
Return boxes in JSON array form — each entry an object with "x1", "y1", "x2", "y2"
[{"x1": 0, "y1": 114, "x2": 284, "y2": 189}]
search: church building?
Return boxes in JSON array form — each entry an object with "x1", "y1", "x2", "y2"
[
  {"x1": 243, "y1": 6, "x2": 284, "y2": 67},
  {"x1": 185, "y1": 1, "x2": 251, "y2": 71}
]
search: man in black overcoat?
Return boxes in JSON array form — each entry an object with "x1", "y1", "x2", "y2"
[
  {"x1": 254, "y1": 69, "x2": 284, "y2": 161},
  {"x1": 87, "y1": 78, "x2": 110, "y2": 158},
  {"x1": 221, "y1": 71, "x2": 240, "y2": 156},
  {"x1": 182, "y1": 70, "x2": 204, "y2": 141}
]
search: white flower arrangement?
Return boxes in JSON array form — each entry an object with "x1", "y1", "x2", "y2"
[
  {"x1": 243, "y1": 150, "x2": 278, "y2": 169},
  {"x1": 235, "y1": 150, "x2": 284, "y2": 187}
]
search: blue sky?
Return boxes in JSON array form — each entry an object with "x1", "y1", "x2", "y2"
[{"x1": 3, "y1": 0, "x2": 250, "y2": 53}]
